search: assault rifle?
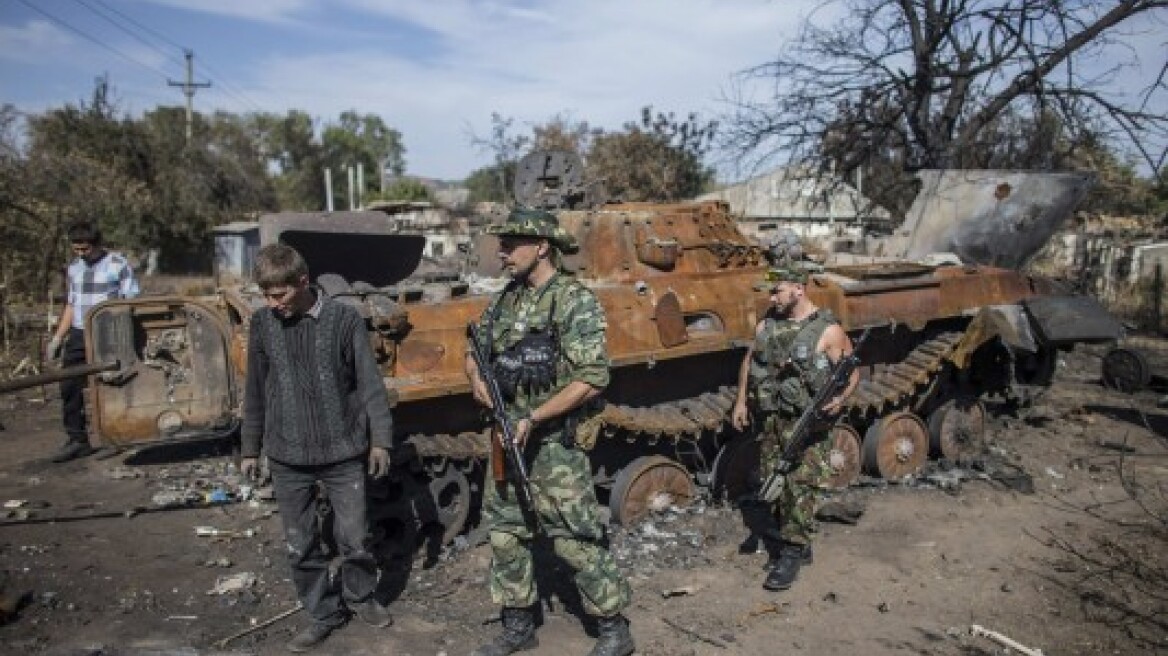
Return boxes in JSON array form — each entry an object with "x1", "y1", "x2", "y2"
[
  {"x1": 757, "y1": 329, "x2": 870, "y2": 503},
  {"x1": 466, "y1": 322, "x2": 540, "y2": 531}
]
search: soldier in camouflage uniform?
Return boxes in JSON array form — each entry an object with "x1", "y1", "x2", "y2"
[
  {"x1": 730, "y1": 267, "x2": 859, "y2": 591},
  {"x1": 465, "y1": 208, "x2": 634, "y2": 656}
]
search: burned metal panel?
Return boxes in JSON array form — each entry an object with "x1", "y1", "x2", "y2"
[
  {"x1": 1023, "y1": 295, "x2": 1125, "y2": 344},
  {"x1": 885, "y1": 170, "x2": 1096, "y2": 268},
  {"x1": 87, "y1": 298, "x2": 236, "y2": 445},
  {"x1": 258, "y1": 212, "x2": 427, "y2": 287}
]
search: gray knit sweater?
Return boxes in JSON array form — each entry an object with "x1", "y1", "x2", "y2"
[{"x1": 240, "y1": 296, "x2": 392, "y2": 465}]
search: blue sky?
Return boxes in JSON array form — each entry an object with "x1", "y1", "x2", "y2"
[
  {"x1": 1, "y1": 0, "x2": 821, "y2": 180},
  {"x1": 1, "y1": 1, "x2": 1164, "y2": 181}
]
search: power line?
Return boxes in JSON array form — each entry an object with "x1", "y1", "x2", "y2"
[
  {"x1": 14, "y1": 0, "x2": 171, "y2": 81},
  {"x1": 90, "y1": 0, "x2": 185, "y2": 52},
  {"x1": 73, "y1": 0, "x2": 186, "y2": 70},
  {"x1": 86, "y1": 0, "x2": 270, "y2": 113}
]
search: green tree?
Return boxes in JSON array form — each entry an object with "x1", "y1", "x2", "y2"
[
  {"x1": 321, "y1": 111, "x2": 406, "y2": 206},
  {"x1": 470, "y1": 113, "x2": 530, "y2": 203},
  {"x1": 375, "y1": 178, "x2": 434, "y2": 203},
  {"x1": 465, "y1": 163, "x2": 515, "y2": 204},
  {"x1": 587, "y1": 107, "x2": 717, "y2": 202}
]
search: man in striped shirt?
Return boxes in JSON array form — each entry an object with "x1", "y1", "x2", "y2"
[{"x1": 45, "y1": 221, "x2": 140, "y2": 463}]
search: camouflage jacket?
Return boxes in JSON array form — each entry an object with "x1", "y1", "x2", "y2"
[
  {"x1": 748, "y1": 309, "x2": 837, "y2": 417},
  {"x1": 480, "y1": 273, "x2": 610, "y2": 424}
]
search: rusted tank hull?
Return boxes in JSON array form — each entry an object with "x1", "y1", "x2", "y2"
[{"x1": 84, "y1": 198, "x2": 1121, "y2": 540}]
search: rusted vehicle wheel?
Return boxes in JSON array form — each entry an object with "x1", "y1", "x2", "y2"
[
  {"x1": 823, "y1": 425, "x2": 862, "y2": 489},
  {"x1": 927, "y1": 396, "x2": 987, "y2": 460},
  {"x1": 609, "y1": 455, "x2": 695, "y2": 526},
  {"x1": 862, "y1": 411, "x2": 928, "y2": 479},
  {"x1": 1101, "y1": 347, "x2": 1152, "y2": 393},
  {"x1": 425, "y1": 461, "x2": 472, "y2": 545}
]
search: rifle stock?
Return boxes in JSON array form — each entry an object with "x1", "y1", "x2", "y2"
[{"x1": 757, "y1": 329, "x2": 870, "y2": 503}]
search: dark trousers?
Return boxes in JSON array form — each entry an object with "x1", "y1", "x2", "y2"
[
  {"x1": 60, "y1": 328, "x2": 88, "y2": 443},
  {"x1": 269, "y1": 456, "x2": 379, "y2": 626}
]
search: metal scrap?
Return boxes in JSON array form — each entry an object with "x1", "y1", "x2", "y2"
[
  {"x1": 970, "y1": 624, "x2": 1045, "y2": 656},
  {"x1": 214, "y1": 603, "x2": 303, "y2": 649},
  {"x1": 661, "y1": 616, "x2": 728, "y2": 649}
]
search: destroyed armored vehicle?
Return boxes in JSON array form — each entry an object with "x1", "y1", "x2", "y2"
[{"x1": 82, "y1": 152, "x2": 1122, "y2": 546}]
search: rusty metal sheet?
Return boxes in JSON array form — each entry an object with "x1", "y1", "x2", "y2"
[
  {"x1": 655, "y1": 291, "x2": 688, "y2": 347},
  {"x1": 86, "y1": 298, "x2": 237, "y2": 446}
]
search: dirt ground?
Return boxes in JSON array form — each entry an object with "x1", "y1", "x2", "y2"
[{"x1": 0, "y1": 342, "x2": 1165, "y2": 656}]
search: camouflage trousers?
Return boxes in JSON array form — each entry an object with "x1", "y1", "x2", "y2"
[
  {"x1": 754, "y1": 413, "x2": 833, "y2": 546},
  {"x1": 482, "y1": 437, "x2": 631, "y2": 616}
]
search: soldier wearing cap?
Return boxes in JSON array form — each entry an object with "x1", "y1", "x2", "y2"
[
  {"x1": 465, "y1": 208, "x2": 634, "y2": 656},
  {"x1": 730, "y1": 266, "x2": 859, "y2": 592}
]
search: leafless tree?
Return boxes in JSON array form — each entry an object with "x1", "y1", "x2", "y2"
[{"x1": 723, "y1": 0, "x2": 1168, "y2": 215}]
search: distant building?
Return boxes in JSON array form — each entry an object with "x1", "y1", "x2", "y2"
[
  {"x1": 383, "y1": 174, "x2": 471, "y2": 209},
  {"x1": 698, "y1": 167, "x2": 889, "y2": 253},
  {"x1": 365, "y1": 200, "x2": 472, "y2": 260}
]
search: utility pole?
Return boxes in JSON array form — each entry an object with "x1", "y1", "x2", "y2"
[{"x1": 168, "y1": 49, "x2": 211, "y2": 143}]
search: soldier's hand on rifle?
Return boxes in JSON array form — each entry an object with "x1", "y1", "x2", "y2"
[
  {"x1": 513, "y1": 415, "x2": 533, "y2": 448},
  {"x1": 44, "y1": 335, "x2": 63, "y2": 363},
  {"x1": 368, "y1": 447, "x2": 390, "y2": 478},
  {"x1": 470, "y1": 373, "x2": 494, "y2": 409},
  {"x1": 240, "y1": 457, "x2": 260, "y2": 480},
  {"x1": 731, "y1": 400, "x2": 750, "y2": 432},
  {"x1": 821, "y1": 395, "x2": 845, "y2": 416}
]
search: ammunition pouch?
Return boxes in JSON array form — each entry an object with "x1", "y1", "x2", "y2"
[{"x1": 492, "y1": 329, "x2": 558, "y2": 400}]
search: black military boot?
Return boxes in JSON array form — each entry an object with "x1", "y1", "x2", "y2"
[
  {"x1": 763, "y1": 544, "x2": 810, "y2": 591},
  {"x1": 471, "y1": 606, "x2": 537, "y2": 656},
  {"x1": 763, "y1": 543, "x2": 813, "y2": 570},
  {"x1": 587, "y1": 614, "x2": 635, "y2": 656}
]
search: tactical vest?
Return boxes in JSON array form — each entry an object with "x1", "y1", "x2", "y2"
[
  {"x1": 485, "y1": 278, "x2": 560, "y2": 402},
  {"x1": 747, "y1": 309, "x2": 838, "y2": 417}
]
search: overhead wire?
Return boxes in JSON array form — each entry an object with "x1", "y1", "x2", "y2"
[
  {"x1": 14, "y1": 0, "x2": 171, "y2": 82},
  {"x1": 85, "y1": 0, "x2": 273, "y2": 114},
  {"x1": 73, "y1": 0, "x2": 187, "y2": 70}
]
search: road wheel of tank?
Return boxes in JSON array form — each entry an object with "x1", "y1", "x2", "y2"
[
  {"x1": 366, "y1": 474, "x2": 421, "y2": 561},
  {"x1": 423, "y1": 461, "x2": 472, "y2": 545},
  {"x1": 1101, "y1": 347, "x2": 1152, "y2": 393},
  {"x1": 711, "y1": 435, "x2": 760, "y2": 504},
  {"x1": 609, "y1": 456, "x2": 696, "y2": 526},
  {"x1": 822, "y1": 425, "x2": 862, "y2": 489},
  {"x1": 927, "y1": 396, "x2": 986, "y2": 460},
  {"x1": 862, "y1": 411, "x2": 928, "y2": 479}
]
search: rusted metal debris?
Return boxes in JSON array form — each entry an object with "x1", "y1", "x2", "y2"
[{"x1": 214, "y1": 602, "x2": 303, "y2": 649}]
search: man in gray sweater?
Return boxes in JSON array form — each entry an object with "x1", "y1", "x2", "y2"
[{"x1": 240, "y1": 243, "x2": 394, "y2": 652}]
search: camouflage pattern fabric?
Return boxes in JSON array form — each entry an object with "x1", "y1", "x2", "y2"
[
  {"x1": 487, "y1": 207, "x2": 580, "y2": 254},
  {"x1": 483, "y1": 440, "x2": 631, "y2": 615},
  {"x1": 757, "y1": 413, "x2": 833, "y2": 546},
  {"x1": 747, "y1": 312, "x2": 836, "y2": 416},
  {"x1": 752, "y1": 266, "x2": 810, "y2": 290},
  {"x1": 478, "y1": 272, "x2": 629, "y2": 616},
  {"x1": 482, "y1": 273, "x2": 609, "y2": 440}
]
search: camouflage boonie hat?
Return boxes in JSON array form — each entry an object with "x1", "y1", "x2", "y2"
[
  {"x1": 487, "y1": 207, "x2": 579, "y2": 254},
  {"x1": 753, "y1": 266, "x2": 810, "y2": 291}
]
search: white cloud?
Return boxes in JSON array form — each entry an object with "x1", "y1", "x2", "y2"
[
  {"x1": 235, "y1": 1, "x2": 815, "y2": 178},
  {"x1": 0, "y1": 19, "x2": 75, "y2": 64},
  {"x1": 138, "y1": 0, "x2": 312, "y2": 24}
]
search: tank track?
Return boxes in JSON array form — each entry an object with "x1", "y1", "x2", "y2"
[
  {"x1": 404, "y1": 332, "x2": 968, "y2": 460},
  {"x1": 404, "y1": 431, "x2": 491, "y2": 460},
  {"x1": 402, "y1": 386, "x2": 739, "y2": 461},
  {"x1": 842, "y1": 331, "x2": 964, "y2": 419},
  {"x1": 596, "y1": 386, "x2": 738, "y2": 439}
]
